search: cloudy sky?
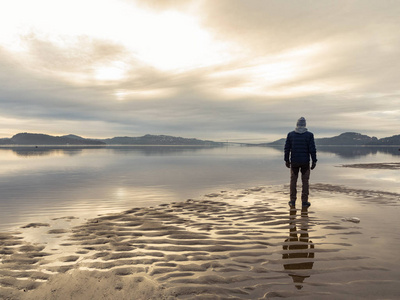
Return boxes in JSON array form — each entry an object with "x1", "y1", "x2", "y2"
[{"x1": 1, "y1": 0, "x2": 399, "y2": 142}]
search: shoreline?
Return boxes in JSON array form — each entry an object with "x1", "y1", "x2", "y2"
[
  {"x1": 1, "y1": 184, "x2": 399, "y2": 299},
  {"x1": 341, "y1": 162, "x2": 400, "y2": 169}
]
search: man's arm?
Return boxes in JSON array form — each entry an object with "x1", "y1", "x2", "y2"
[
  {"x1": 309, "y1": 133, "x2": 317, "y2": 169},
  {"x1": 284, "y1": 133, "x2": 291, "y2": 167}
]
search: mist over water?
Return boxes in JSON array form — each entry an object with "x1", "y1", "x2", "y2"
[{"x1": 0, "y1": 145, "x2": 399, "y2": 231}]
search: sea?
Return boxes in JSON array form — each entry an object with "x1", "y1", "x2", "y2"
[{"x1": 1, "y1": 145, "x2": 399, "y2": 231}]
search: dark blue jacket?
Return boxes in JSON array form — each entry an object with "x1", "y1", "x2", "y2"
[{"x1": 284, "y1": 131, "x2": 317, "y2": 164}]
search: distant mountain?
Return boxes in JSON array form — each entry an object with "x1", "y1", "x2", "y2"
[
  {"x1": 101, "y1": 134, "x2": 222, "y2": 146},
  {"x1": 264, "y1": 132, "x2": 400, "y2": 146},
  {"x1": 2, "y1": 133, "x2": 105, "y2": 145},
  {"x1": 0, "y1": 138, "x2": 13, "y2": 145},
  {"x1": 0, "y1": 133, "x2": 223, "y2": 146},
  {"x1": 316, "y1": 132, "x2": 378, "y2": 146},
  {"x1": 2, "y1": 131, "x2": 399, "y2": 147},
  {"x1": 61, "y1": 134, "x2": 86, "y2": 140},
  {"x1": 376, "y1": 134, "x2": 400, "y2": 145}
]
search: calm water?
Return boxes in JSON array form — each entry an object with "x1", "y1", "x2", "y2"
[{"x1": 1, "y1": 145, "x2": 399, "y2": 231}]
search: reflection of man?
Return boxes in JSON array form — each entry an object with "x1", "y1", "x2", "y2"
[
  {"x1": 282, "y1": 207, "x2": 314, "y2": 289},
  {"x1": 284, "y1": 117, "x2": 317, "y2": 208}
]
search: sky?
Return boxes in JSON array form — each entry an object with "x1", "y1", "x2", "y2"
[{"x1": 1, "y1": 0, "x2": 399, "y2": 142}]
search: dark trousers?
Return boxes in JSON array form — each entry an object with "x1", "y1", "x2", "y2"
[{"x1": 290, "y1": 163, "x2": 310, "y2": 202}]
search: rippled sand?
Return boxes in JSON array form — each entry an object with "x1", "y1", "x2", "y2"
[{"x1": 1, "y1": 185, "x2": 399, "y2": 299}]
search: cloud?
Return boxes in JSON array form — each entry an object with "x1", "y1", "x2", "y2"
[
  {"x1": 200, "y1": 1, "x2": 399, "y2": 51},
  {"x1": 0, "y1": 0, "x2": 399, "y2": 141},
  {"x1": 8, "y1": 34, "x2": 134, "y2": 81},
  {"x1": 198, "y1": 1, "x2": 400, "y2": 93}
]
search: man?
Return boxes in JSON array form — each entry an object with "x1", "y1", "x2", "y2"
[{"x1": 284, "y1": 117, "x2": 317, "y2": 208}]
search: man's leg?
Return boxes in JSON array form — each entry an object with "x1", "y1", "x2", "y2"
[
  {"x1": 300, "y1": 164, "x2": 311, "y2": 202},
  {"x1": 290, "y1": 165, "x2": 300, "y2": 202}
]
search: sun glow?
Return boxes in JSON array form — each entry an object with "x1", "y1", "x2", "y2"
[
  {"x1": 213, "y1": 44, "x2": 326, "y2": 97},
  {"x1": 131, "y1": 11, "x2": 230, "y2": 71},
  {"x1": 113, "y1": 88, "x2": 175, "y2": 101},
  {"x1": 1, "y1": 0, "x2": 232, "y2": 82},
  {"x1": 94, "y1": 61, "x2": 128, "y2": 81}
]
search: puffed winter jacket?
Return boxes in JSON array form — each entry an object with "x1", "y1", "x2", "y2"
[{"x1": 284, "y1": 131, "x2": 317, "y2": 164}]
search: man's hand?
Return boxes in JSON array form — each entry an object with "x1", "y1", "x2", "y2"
[
  {"x1": 311, "y1": 161, "x2": 316, "y2": 170},
  {"x1": 285, "y1": 161, "x2": 291, "y2": 168}
]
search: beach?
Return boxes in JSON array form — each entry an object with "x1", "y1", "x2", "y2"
[{"x1": 1, "y1": 181, "x2": 399, "y2": 300}]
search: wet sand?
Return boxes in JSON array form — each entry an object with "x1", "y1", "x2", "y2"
[
  {"x1": 1, "y1": 185, "x2": 399, "y2": 299},
  {"x1": 341, "y1": 162, "x2": 400, "y2": 169}
]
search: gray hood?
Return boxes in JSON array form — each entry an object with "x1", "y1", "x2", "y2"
[{"x1": 295, "y1": 127, "x2": 308, "y2": 134}]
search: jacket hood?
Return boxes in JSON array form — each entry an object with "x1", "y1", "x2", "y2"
[{"x1": 295, "y1": 127, "x2": 308, "y2": 134}]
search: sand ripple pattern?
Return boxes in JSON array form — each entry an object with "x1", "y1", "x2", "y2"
[{"x1": 1, "y1": 185, "x2": 399, "y2": 299}]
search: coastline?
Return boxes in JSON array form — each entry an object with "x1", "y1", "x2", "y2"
[{"x1": 1, "y1": 185, "x2": 399, "y2": 299}]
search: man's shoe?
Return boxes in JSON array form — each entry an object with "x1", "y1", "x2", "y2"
[
  {"x1": 302, "y1": 202, "x2": 311, "y2": 207},
  {"x1": 288, "y1": 201, "x2": 296, "y2": 207}
]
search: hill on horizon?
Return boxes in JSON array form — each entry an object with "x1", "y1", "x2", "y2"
[
  {"x1": 265, "y1": 132, "x2": 400, "y2": 146},
  {"x1": 0, "y1": 133, "x2": 105, "y2": 146},
  {"x1": 1, "y1": 132, "x2": 400, "y2": 146},
  {"x1": 100, "y1": 134, "x2": 222, "y2": 146},
  {"x1": 0, "y1": 133, "x2": 223, "y2": 146}
]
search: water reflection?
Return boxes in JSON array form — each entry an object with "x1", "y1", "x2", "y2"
[
  {"x1": 0, "y1": 146, "x2": 102, "y2": 157},
  {"x1": 1, "y1": 145, "x2": 399, "y2": 231},
  {"x1": 3, "y1": 145, "x2": 400, "y2": 158},
  {"x1": 0, "y1": 145, "x2": 219, "y2": 157},
  {"x1": 107, "y1": 146, "x2": 220, "y2": 156},
  {"x1": 268, "y1": 145, "x2": 400, "y2": 159},
  {"x1": 317, "y1": 146, "x2": 400, "y2": 158},
  {"x1": 0, "y1": 146, "x2": 285, "y2": 231},
  {"x1": 12, "y1": 148, "x2": 84, "y2": 157},
  {"x1": 282, "y1": 207, "x2": 314, "y2": 289}
]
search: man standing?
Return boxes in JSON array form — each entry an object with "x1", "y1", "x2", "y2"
[{"x1": 284, "y1": 117, "x2": 317, "y2": 208}]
